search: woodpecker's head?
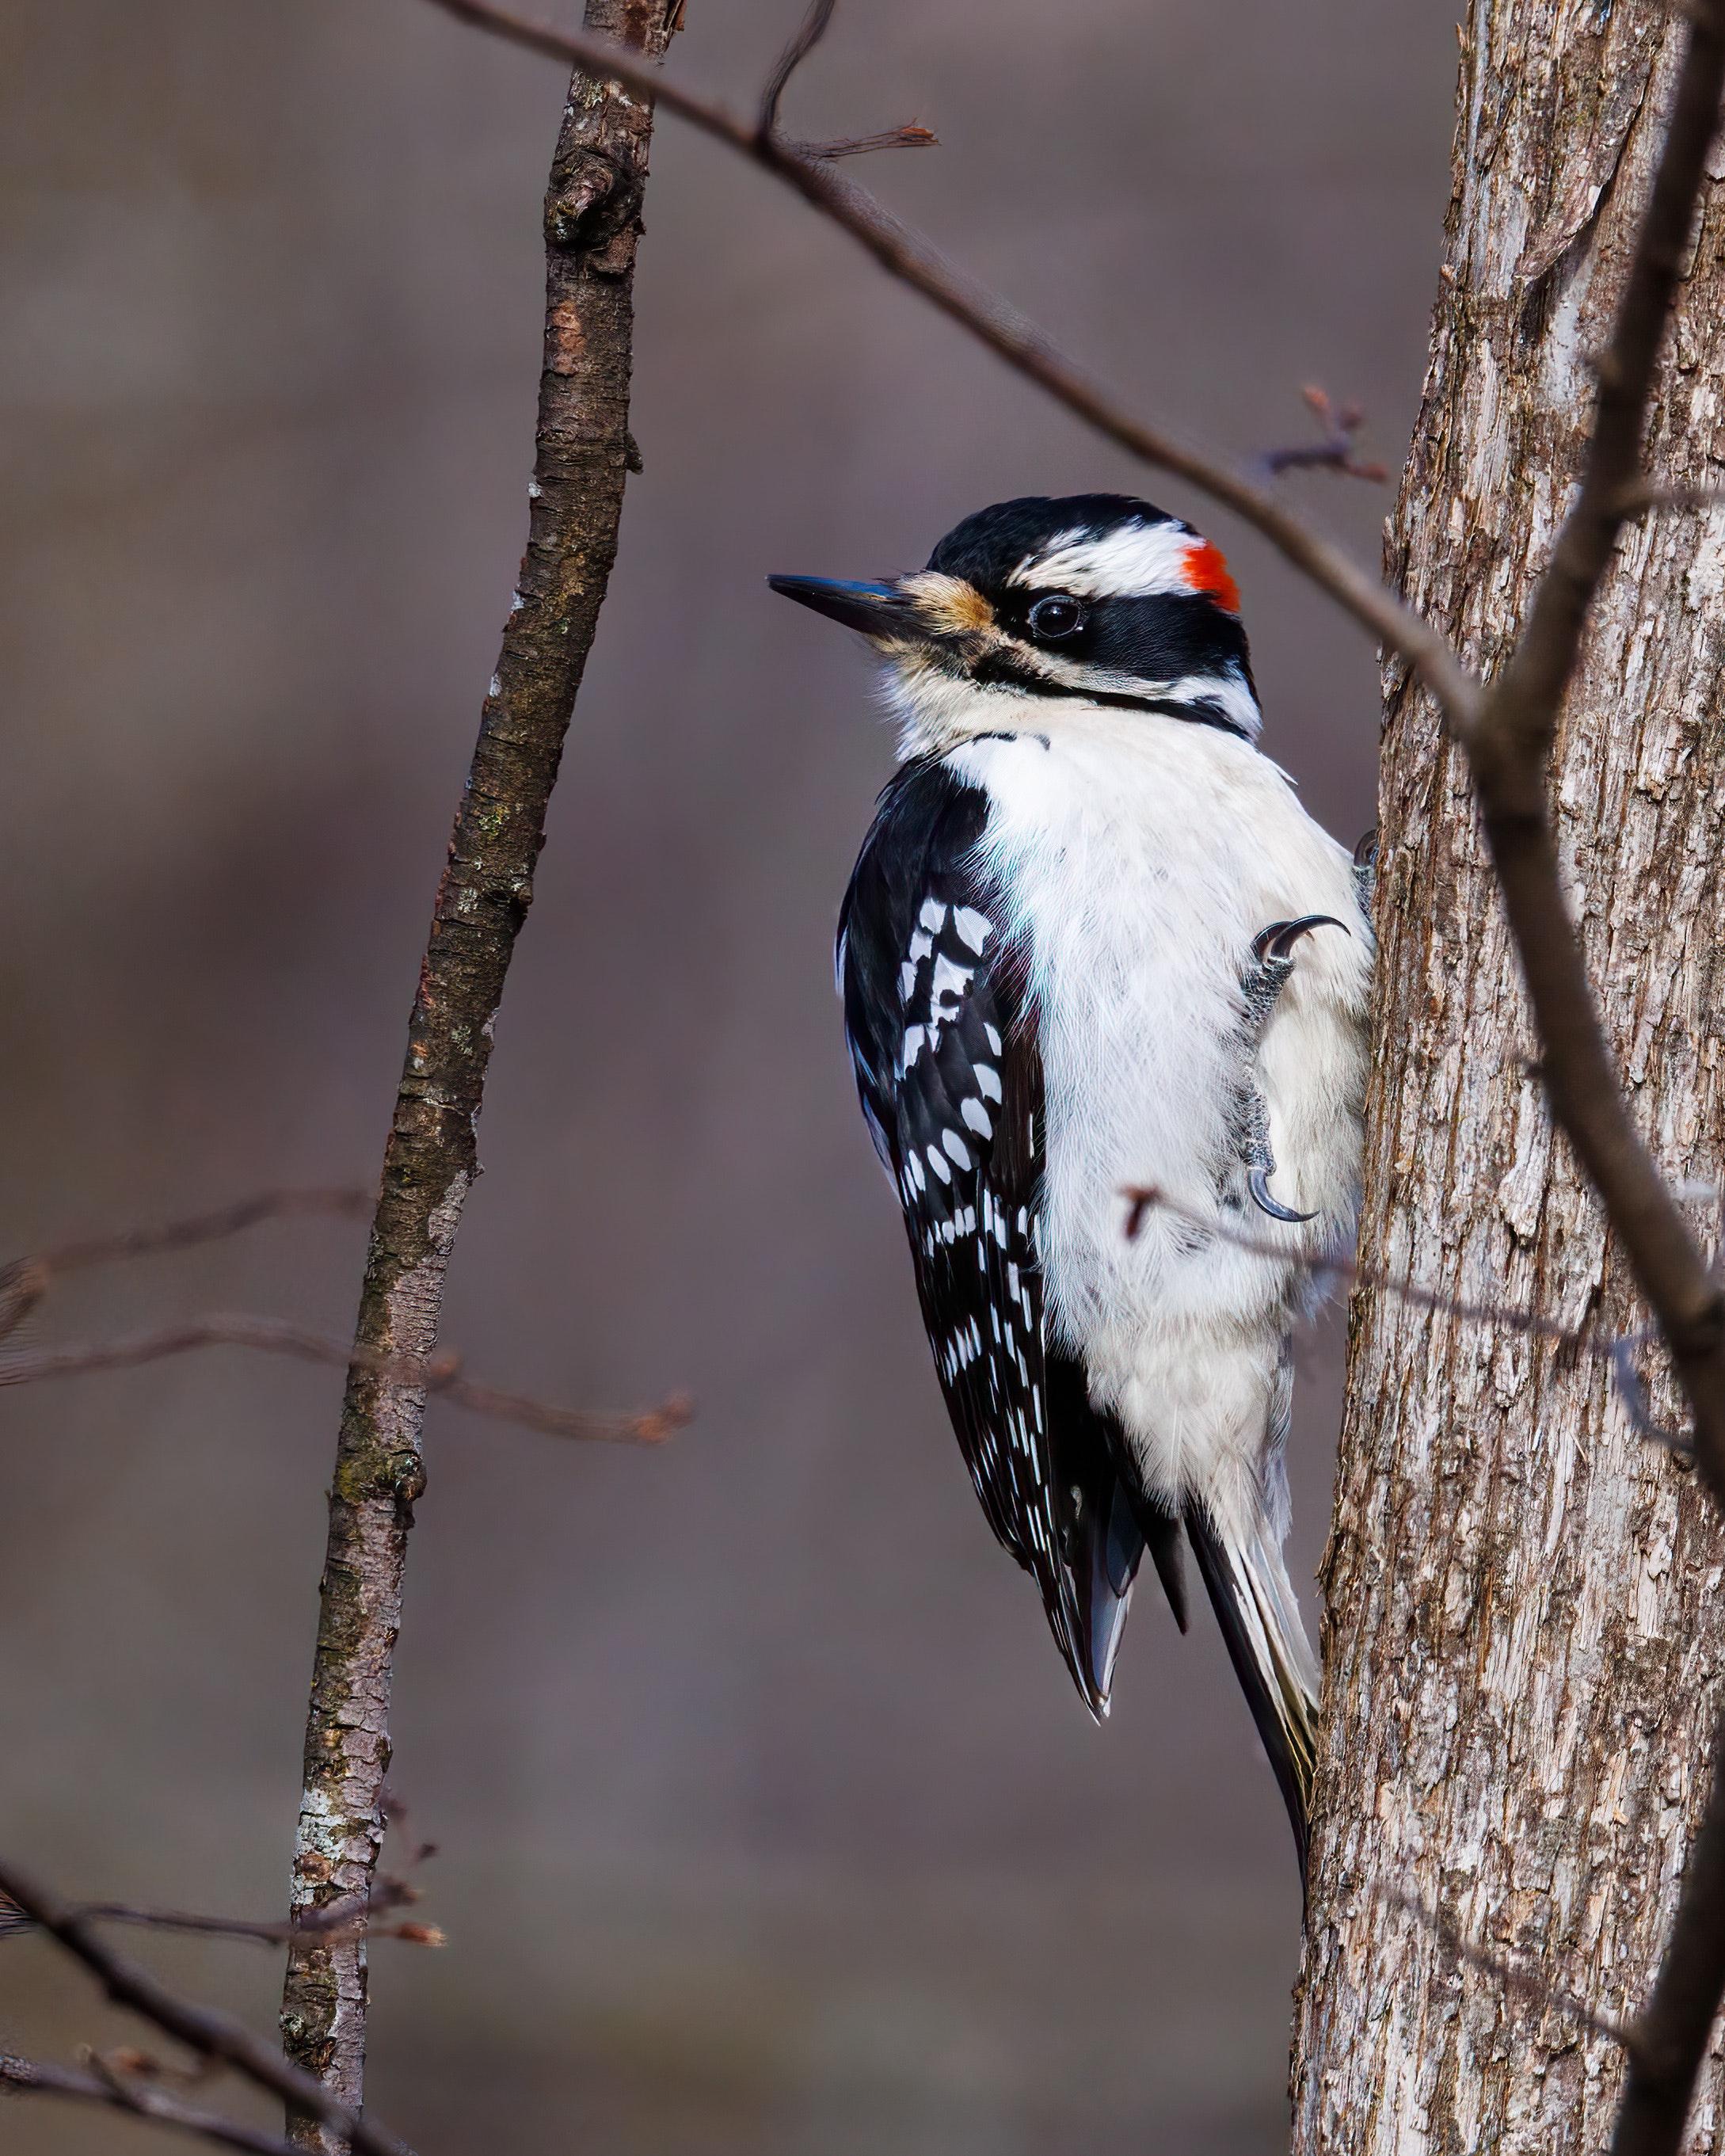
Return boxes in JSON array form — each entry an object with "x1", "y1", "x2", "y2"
[{"x1": 770, "y1": 493, "x2": 1259, "y2": 752}]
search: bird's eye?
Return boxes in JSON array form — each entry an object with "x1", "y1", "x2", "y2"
[{"x1": 1028, "y1": 593, "x2": 1086, "y2": 641}]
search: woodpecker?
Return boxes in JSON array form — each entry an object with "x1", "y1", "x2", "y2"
[{"x1": 771, "y1": 494, "x2": 1371, "y2": 1866}]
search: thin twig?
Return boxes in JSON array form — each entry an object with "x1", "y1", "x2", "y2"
[
  {"x1": 0, "y1": 1314, "x2": 687, "y2": 1446},
  {"x1": 0, "y1": 1811, "x2": 436, "y2": 1950},
  {"x1": 1260, "y1": 384, "x2": 1389, "y2": 482},
  {"x1": 1609, "y1": 478, "x2": 1725, "y2": 516},
  {"x1": 0, "y1": 1188, "x2": 370, "y2": 1347},
  {"x1": 1392, "y1": 1888, "x2": 1639, "y2": 2055},
  {"x1": 757, "y1": 0, "x2": 932, "y2": 156},
  {"x1": 1, "y1": 2051, "x2": 304, "y2": 2156},
  {"x1": 0, "y1": 1265, "x2": 44, "y2": 1344},
  {"x1": 790, "y1": 124, "x2": 936, "y2": 158},
  {"x1": 1611, "y1": 1711, "x2": 1725, "y2": 2156},
  {"x1": 109, "y1": 1906, "x2": 441, "y2": 1951},
  {"x1": 420, "y1": 0, "x2": 1482, "y2": 727},
  {"x1": 1124, "y1": 1183, "x2": 1693, "y2": 1452},
  {"x1": 1123, "y1": 1183, "x2": 1576, "y2": 1339},
  {"x1": 0, "y1": 1861, "x2": 414, "y2": 2156},
  {"x1": 1128, "y1": 1185, "x2": 1618, "y2": 1354},
  {"x1": 757, "y1": 0, "x2": 836, "y2": 138},
  {"x1": 7, "y1": 1189, "x2": 371, "y2": 1286},
  {"x1": 0, "y1": 1892, "x2": 442, "y2": 1955},
  {"x1": 37, "y1": 1836, "x2": 447, "y2": 1953}
]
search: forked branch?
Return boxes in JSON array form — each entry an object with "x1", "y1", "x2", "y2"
[
  {"x1": 0, "y1": 1861, "x2": 414, "y2": 2156},
  {"x1": 0, "y1": 1314, "x2": 686, "y2": 1447},
  {"x1": 421, "y1": 0, "x2": 1479, "y2": 722},
  {"x1": 0, "y1": 1187, "x2": 370, "y2": 1345},
  {"x1": 1, "y1": 2051, "x2": 304, "y2": 2156}
]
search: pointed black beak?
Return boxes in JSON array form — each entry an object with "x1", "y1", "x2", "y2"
[{"x1": 767, "y1": 574, "x2": 919, "y2": 642}]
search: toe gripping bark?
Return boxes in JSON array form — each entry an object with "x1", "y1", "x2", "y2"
[{"x1": 1235, "y1": 916, "x2": 1350, "y2": 1223}]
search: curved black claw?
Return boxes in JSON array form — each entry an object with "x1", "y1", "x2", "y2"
[
  {"x1": 1251, "y1": 913, "x2": 1350, "y2": 964},
  {"x1": 1352, "y1": 831, "x2": 1379, "y2": 913},
  {"x1": 1248, "y1": 1166, "x2": 1318, "y2": 1225}
]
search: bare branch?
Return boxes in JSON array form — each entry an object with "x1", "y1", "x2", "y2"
[
  {"x1": 755, "y1": 0, "x2": 934, "y2": 160},
  {"x1": 10, "y1": 1188, "x2": 370, "y2": 1286},
  {"x1": 1611, "y1": 1712, "x2": 1725, "y2": 2156},
  {"x1": 0, "y1": 1814, "x2": 445, "y2": 1957},
  {"x1": 0, "y1": 1314, "x2": 687, "y2": 1447},
  {"x1": 1260, "y1": 384, "x2": 1389, "y2": 483},
  {"x1": 1609, "y1": 478, "x2": 1725, "y2": 517},
  {"x1": 758, "y1": 0, "x2": 837, "y2": 140},
  {"x1": 1126, "y1": 1183, "x2": 1603, "y2": 1352},
  {"x1": 2, "y1": 2050, "x2": 304, "y2": 2156},
  {"x1": 792, "y1": 124, "x2": 937, "y2": 159},
  {"x1": 277, "y1": 3, "x2": 685, "y2": 2132},
  {"x1": 0, "y1": 1187, "x2": 370, "y2": 1347},
  {"x1": 418, "y1": 0, "x2": 1482, "y2": 726},
  {"x1": 0, "y1": 1265, "x2": 44, "y2": 1346},
  {"x1": 0, "y1": 1861, "x2": 414, "y2": 2156},
  {"x1": 2, "y1": 1894, "x2": 441, "y2": 1955},
  {"x1": 1125, "y1": 1182, "x2": 1701, "y2": 1459}
]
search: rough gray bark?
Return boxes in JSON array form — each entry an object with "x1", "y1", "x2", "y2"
[
  {"x1": 1294, "y1": 6, "x2": 1725, "y2": 2151},
  {"x1": 276, "y1": 2, "x2": 679, "y2": 2143}
]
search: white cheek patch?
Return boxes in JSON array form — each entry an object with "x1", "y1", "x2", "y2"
[
  {"x1": 877, "y1": 661, "x2": 1027, "y2": 757},
  {"x1": 1011, "y1": 519, "x2": 1198, "y2": 600},
  {"x1": 1163, "y1": 669, "x2": 1262, "y2": 741}
]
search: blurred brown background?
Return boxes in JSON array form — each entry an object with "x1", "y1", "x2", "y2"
[{"x1": 1, "y1": 2, "x2": 1455, "y2": 2149}]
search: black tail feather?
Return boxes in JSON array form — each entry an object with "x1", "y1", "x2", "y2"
[
  {"x1": 1037, "y1": 1358, "x2": 1198, "y2": 1711},
  {"x1": 1133, "y1": 1491, "x2": 1188, "y2": 1633},
  {"x1": 1043, "y1": 1374, "x2": 1143, "y2": 1711},
  {"x1": 1185, "y1": 1503, "x2": 1316, "y2": 1877}
]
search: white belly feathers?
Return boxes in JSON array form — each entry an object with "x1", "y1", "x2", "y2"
[{"x1": 944, "y1": 712, "x2": 1371, "y2": 1507}]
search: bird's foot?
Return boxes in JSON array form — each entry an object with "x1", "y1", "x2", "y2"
[
  {"x1": 1352, "y1": 828, "x2": 1378, "y2": 915},
  {"x1": 1239, "y1": 913, "x2": 1348, "y2": 1035},
  {"x1": 1233, "y1": 913, "x2": 1349, "y2": 1225},
  {"x1": 1228, "y1": 1076, "x2": 1317, "y2": 1226},
  {"x1": 1246, "y1": 1158, "x2": 1316, "y2": 1225}
]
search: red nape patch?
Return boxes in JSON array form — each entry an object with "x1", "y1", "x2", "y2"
[{"x1": 1182, "y1": 540, "x2": 1241, "y2": 615}]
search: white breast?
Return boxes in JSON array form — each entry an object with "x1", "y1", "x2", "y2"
[{"x1": 944, "y1": 710, "x2": 1371, "y2": 1508}]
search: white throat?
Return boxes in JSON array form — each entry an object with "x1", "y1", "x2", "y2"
[{"x1": 878, "y1": 653, "x2": 1262, "y2": 760}]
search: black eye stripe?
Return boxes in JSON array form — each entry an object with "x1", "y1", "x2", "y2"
[
  {"x1": 968, "y1": 650, "x2": 1251, "y2": 736},
  {"x1": 998, "y1": 589, "x2": 1252, "y2": 684}
]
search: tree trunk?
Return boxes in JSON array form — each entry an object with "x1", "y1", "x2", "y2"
[
  {"x1": 1294, "y1": 6, "x2": 1725, "y2": 2150},
  {"x1": 277, "y1": 2, "x2": 678, "y2": 2143}
]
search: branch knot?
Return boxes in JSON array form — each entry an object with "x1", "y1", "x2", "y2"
[{"x1": 543, "y1": 146, "x2": 642, "y2": 255}]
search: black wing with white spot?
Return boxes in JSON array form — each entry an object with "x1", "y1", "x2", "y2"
[{"x1": 837, "y1": 754, "x2": 1157, "y2": 1713}]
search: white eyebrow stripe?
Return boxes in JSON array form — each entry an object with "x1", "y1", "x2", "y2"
[{"x1": 1007, "y1": 520, "x2": 1198, "y2": 599}]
